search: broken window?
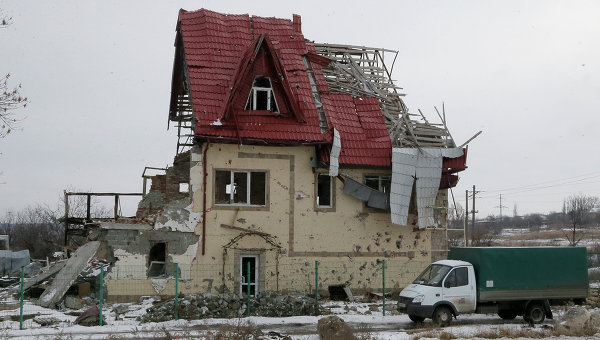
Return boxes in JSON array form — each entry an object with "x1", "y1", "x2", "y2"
[
  {"x1": 317, "y1": 174, "x2": 332, "y2": 208},
  {"x1": 147, "y1": 242, "x2": 166, "y2": 278},
  {"x1": 365, "y1": 175, "x2": 391, "y2": 193},
  {"x1": 245, "y1": 76, "x2": 279, "y2": 112},
  {"x1": 215, "y1": 170, "x2": 266, "y2": 206},
  {"x1": 363, "y1": 175, "x2": 391, "y2": 211}
]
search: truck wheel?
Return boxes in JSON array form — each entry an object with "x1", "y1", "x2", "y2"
[
  {"x1": 525, "y1": 303, "x2": 545, "y2": 324},
  {"x1": 498, "y1": 310, "x2": 517, "y2": 320},
  {"x1": 433, "y1": 306, "x2": 453, "y2": 326},
  {"x1": 409, "y1": 314, "x2": 425, "y2": 323}
]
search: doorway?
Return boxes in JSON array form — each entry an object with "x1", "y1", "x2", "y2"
[{"x1": 240, "y1": 255, "x2": 258, "y2": 296}]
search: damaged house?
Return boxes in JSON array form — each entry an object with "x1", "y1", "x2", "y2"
[{"x1": 74, "y1": 9, "x2": 470, "y2": 301}]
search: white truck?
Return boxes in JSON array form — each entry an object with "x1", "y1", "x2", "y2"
[{"x1": 397, "y1": 247, "x2": 589, "y2": 326}]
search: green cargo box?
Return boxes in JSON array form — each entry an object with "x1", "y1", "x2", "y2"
[{"x1": 448, "y1": 247, "x2": 589, "y2": 302}]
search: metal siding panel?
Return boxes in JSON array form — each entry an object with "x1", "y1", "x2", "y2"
[{"x1": 329, "y1": 128, "x2": 341, "y2": 176}]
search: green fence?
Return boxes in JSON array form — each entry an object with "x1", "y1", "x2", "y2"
[{"x1": 1, "y1": 258, "x2": 394, "y2": 330}]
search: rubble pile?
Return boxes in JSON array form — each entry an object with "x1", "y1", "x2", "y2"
[{"x1": 142, "y1": 292, "x2": 319, "y2": 322}]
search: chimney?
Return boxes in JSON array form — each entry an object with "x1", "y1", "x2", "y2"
[{"x1": 292, "y1": 14, "x2": 302, "y2": 34}]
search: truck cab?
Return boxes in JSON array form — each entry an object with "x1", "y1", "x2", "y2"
[{"x1": 398, "y1": 260, "x2": 477, "y2": 325}]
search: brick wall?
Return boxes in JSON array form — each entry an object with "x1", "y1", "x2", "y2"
[{"x1": 136, "y1": 151, "x2": 191, "y2": 218}]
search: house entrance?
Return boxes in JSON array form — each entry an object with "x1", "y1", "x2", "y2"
[{"x1": 240, "y1": 255, "x2": 258, "y2": 296}]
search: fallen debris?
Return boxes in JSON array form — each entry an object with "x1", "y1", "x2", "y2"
[
  {"x1": 317, "y1": 315, "x2": 357, "y2": 340},
  {"x1": 142, "y1": 292, "x2": 319, "y2": 322},
  {"x1": 37, "y1": 241, "x2": 100, "y2": 308},
  {"x1": 75, "y1": 305, "x2": 102, "y2": 326}
]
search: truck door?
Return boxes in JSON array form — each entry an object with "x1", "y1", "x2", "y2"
[{"x1": 442, "y1": 266, "x2": 476, "y2": 313}]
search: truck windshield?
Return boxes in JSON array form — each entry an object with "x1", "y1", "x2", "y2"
[{"x1": 413, "y1": 264, "x2": 452, "y2": 286}]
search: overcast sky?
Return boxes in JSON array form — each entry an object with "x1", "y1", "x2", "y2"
[{"x1": 1, "y1": 0, "x2": 599, "y2": 219}]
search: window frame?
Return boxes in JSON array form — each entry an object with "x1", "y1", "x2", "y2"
[
  {"x1": 363, "y1": 173, "x2": 392, "y2": 212},
  {"x1": 245, "y1": 76, "x2": 279, "y2": 113},
  {"x1": 315, "y1": 172, "x2": 336, "y2": 212},
  {"x1": 213, "y1": 169, "x2": 269, "y2": 211}
]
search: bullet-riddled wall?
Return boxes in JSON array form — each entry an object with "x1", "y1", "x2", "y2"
[{"x1": 106, "y1": 142, "x2": 448, "y2": 300}]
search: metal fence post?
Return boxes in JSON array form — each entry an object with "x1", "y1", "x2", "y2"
[
  {"x1": 175, "y1": 263, "x2": 179, "y2": 321},
  {"x1": 246, "y1": 261, "x2": 251, "y2": 317},
  {"x1": 314, "y1": 261, "x2": 319, "y2": 315},
  {"x1": 99, "y1": 265, "x2": 104, "y2": 326},
  {"x1": 19, "y1": 266, "x2": 24, "y2": 330},
  {"x1": 382, "y1": 259, "x2": 386, "y2": 316}
]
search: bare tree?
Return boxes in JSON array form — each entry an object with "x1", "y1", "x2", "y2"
[
  {"x1": 563, "y1": 194, "x2": 600, "y2": 246},
  {"x1": 1, "y1": 205, "x2": 63, "y2": 259},
  {"x1": 1, "y1": 10, "x2": 28, "y2": 138}
]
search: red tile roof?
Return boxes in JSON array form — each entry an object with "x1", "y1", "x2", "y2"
[{"x1": 176, "y1": 9, "x2": 393, "y2": 167}]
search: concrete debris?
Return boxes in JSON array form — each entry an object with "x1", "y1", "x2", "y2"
[
  {"x1": 64, "y1": 295, "x2": 86, "y2": 310},
  {"x1": 559, "y1": 306, "x2": 591, "y2": 332},
  {"x1": 37, "y1": 241, "x2": 100, "y2": 308},
  {"x1": 75, "y1": 305, "x2": 102, "y2": 326},
  {"x1": 0, "y1": 249, "x2": 30, "y2": 276},
  {"x1": 141, "y1": 292, "x2": 319, "y2": 322},
  {"x1": 33, "y1": 316, "x2": 61, "y2": 326},
  {"x1": 317, "y1": 315, "x2": 357, "y2": 340},
  {"x1": 151, "y1": 277, "x2": 169, "y2": 294},
  {"x1": 16, "y1": 261, "x2": 66, "y2": 294}
]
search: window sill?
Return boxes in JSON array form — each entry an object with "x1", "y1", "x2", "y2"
[{"x1": 212, "y1": 204, "x2": 269, "y2": 212}]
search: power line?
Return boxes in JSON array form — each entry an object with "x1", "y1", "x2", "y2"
[
  {"x1": 482, "y1": 171, "x2": 600, "y2": 194},
  {"x1": 478, "y1": 178, "x2": 600, "y2": 198}
]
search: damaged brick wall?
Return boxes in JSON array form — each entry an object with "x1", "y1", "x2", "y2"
[{"x1": 137, "y1": 151, "x2": 191, "y2": 218}]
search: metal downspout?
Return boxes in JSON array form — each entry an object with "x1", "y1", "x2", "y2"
[{"x1": 202, "y1": 142, "x2": 209, "y2": 255}]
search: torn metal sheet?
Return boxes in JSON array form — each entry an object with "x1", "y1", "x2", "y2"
[
  {"x1": 390, "y1": 149, "x2": 417, "y2": 226},
  {"x1": 342, "y1": 177, "x2": 389, "y2": 210},
  {"x1": 38, "y1": 241, "x2": 100, "y2": 308},
  {"x1": 416, "y1": 155, "x2": 443, "y2": 228},
  {"x1": 342, "y1": 177, "x2": 373, "y2": 201},
  {"x1": 329, "y1": 128, "x2": 341, "y2": 176},
  {"x1": 391, "y1": 148, "x2": 463, "y2": 228},
  {"x1": 367, "y1": 190, "x2": 389, "y2": 210}
]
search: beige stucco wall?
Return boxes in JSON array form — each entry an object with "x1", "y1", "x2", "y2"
[{"x1": 107, "y1": 143, "x2": 449, "y2": 300}]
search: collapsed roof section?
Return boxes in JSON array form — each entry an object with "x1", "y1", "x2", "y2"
[{"x1": 314, "y1": 44, "x2": 456, "y2": 149}]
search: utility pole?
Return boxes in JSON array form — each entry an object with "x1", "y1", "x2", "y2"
[
  {"x1": 472, "y1": 185, "x2": 476, "y2": 243},
  {"x1": 495, "y1": 194, "x2": 507, "y2": 219},
  {"x1": 465, "y1": 190, "x2": 469, "y2": 246}
]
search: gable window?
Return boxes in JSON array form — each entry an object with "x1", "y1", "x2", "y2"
[
  {"x1": 316, "y1": 173, "x2": 335, "y2": 210},
  {"x1": 215, "y1": 170, "x2": 266, "y2": 206},
  {"x1": 245, "y1": 76, "x2": 279, "y2": 112}
]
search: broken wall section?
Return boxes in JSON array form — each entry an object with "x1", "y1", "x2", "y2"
[{"x1": 137, "y1": 151, "x2": 191, "y2": 219}]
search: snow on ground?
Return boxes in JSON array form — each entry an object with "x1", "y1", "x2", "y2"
[{"x1": 0, "y1": 298, "x2": 594, "y2": 339}]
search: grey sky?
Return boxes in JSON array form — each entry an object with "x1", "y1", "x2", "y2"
[{"x1": 1, "y1": 0, "x2": 599, "y2": 218}]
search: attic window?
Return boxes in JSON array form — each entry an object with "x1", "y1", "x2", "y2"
[{"x1": 245, "y1": 77, "x2": 279, "y2": 112}]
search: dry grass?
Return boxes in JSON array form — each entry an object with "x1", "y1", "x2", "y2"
[{"x1": 411, "y1": 324, "x2": 599, "y2": 339}]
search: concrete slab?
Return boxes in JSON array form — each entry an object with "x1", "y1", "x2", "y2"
[
  {"x1": 14, "y1": 261, "x2": 66, "y2": 293},
  {"x1": 37, "y1": 241, "x2": 100, "y2": 308}
]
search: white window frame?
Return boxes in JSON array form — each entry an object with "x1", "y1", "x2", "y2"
[
  {"x1": 317, "y1": 173, "x2": 333, "y2": 208},
  {"x1": 245, "y1": 77, "x2": 279, "y2": 112},
  {"x1": 215, "y1": 170, "x2": 266, "y2": 206}
]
